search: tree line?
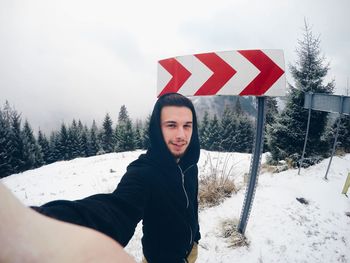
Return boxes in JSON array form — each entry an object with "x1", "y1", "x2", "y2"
[{"x1": 0, "y1": 104, "x2": 151, "y2": 178}]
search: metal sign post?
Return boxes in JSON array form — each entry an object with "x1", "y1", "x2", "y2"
[
  {"x1": 299, "y1": 92, "x2": 313, "y2": 175},
  {"x1": 324, "y1": 96, "x2": 344, "y2": 180},
  {"x1": 238, "y1": 96, "x2": 266, "y2": 234}
]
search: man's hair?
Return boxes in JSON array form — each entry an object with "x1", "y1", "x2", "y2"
[{"x1": 156, "y1": 93, "x2": 196, "y2": 111}]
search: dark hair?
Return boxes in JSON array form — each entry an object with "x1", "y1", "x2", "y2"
[{"x1": 156, "y1": 93, "x2": 196, "y2": 111}]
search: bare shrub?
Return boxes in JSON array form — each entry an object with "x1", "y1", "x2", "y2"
[
  {"x1": 220, "y1": 218, "x2": 249, "y2": 248},
  {"x1": 199, "y1": 152, "x2": 237, "y2": 208}
]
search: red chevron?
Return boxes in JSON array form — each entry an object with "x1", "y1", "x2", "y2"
[
  {"x1": 238, "y1": 50, "x2": 284, "y2": 96},
  {"x1": 194, "y1": 53, "x2": 236, "y2": 96},
  {"x1": 158, "y1": 58, "x2": 191, "y2": 97}
]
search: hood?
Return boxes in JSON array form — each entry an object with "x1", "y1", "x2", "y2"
[{"x1": 146, "y1": 93, "x2": 200, "y2": 170}]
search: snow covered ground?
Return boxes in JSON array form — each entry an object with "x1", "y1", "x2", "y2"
[{"x1": 2, "y1": 150, "x2": 350, "y2": 262}]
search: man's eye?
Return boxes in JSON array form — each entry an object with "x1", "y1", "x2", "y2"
[{"x1": 167, "y1": 124, "x2": 176, "y2": 128}]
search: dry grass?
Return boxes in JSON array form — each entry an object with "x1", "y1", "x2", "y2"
[
  {"x1": 199, "y1": 152, "x2": 238, "y2": 209},
  {"x1": 220, "y1": 218, "x2": 249, "y2": 248},
  {"x1": 199, "y1": 176, "x2": 236, "y2": 208}
]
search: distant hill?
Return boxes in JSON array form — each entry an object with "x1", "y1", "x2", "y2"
[{"x1": 190, "y1": 95, "x2": 256, "y2": 121}]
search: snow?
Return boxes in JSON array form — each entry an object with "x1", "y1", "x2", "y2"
[{"x1": 2, "y1": 150, "x2": 350, "y2": 263}]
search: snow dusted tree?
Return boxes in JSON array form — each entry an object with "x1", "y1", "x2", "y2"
[
  {"x1": 199, "y1": 111, "x2": 210, "y2": 150},
  {"x1": 68, "y1": 119, "x2": 83, "y2": 159},
  {"x1": 268, "y1": 20, "x2": 334, "y2": 163},
  {"x1": 325, "y1": 116, "x2": 350, "y2": 154},
  {"x1": 118, "y1": 105, "x2": 129, "y2": 124},
  {"x1": 9, "y1": 109, "x2": 25, "y2": 172},
  {"x1": 101, "y1": 113, "x2": 114, "y2": 153},
  {"x1": 234, "y1": 97, "x2": 243, "y2": 116},
  {"x1": 134, "y1": 120, "x2": 143, "y2": 149},
  {"x1": 220, "y1": 107, "x2": 237, "y2": 152},
  {"x1": 22, "y1": 120, "x2": 43, "y2": 169},
  {"x1": 89, "y1": 120, "x2": 101, "y2": 156},
  {"x1": 207, "y1": 114, "x2": 221, "y2": 151},
  {"x1": 58, "y1": 123, "x2": 70, "y2": 160},
  {"x1": 80, "y1": 125, "x2": 90, "y2": 157},
  {"x1": 264, "y1": 98, "x2": 279, "y2": 152},
  {"x1": 235, "y1": 114, "x2": 254, "y2": 153},
  {"x1": 142, "y1": 114, "x2": 151, "y2": 149},
  {"x1": 0, "y1": 108, "x2": 13, "y2": 178},
  {"x1": 38, "y1": 130, "x2": 50, "y2": 164},
  {"x1": 115, "y1": 105, "x2": 135, "y2": 152},
  {"x1": 47, "y1": 132, "x2": 60, "y2": 163}
]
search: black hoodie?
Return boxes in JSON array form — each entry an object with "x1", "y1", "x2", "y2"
[{"x1": 34, "y1": 93, "x2": 201, "y2": 263}]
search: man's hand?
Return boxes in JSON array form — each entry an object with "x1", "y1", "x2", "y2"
[{"x1": 0, "y1": 182, "x2": 135, "y2": 263}]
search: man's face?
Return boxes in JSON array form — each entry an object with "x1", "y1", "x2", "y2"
[{"x1": 160, "y1": 106, "x2": 193, "y2": 161}]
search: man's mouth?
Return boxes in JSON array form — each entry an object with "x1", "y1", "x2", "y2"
[{"x1": 171, "y1": 142, "x2": 186, "y2": 149}]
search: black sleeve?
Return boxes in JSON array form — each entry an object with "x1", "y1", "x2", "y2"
[{"x1": 32, "y1": 169, "x2": 149, "y2": 247}]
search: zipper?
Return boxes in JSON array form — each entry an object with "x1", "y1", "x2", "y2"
[
  {"x1": 189, "y1": 225, "x2": 193, "y2": 245},
  {"x1": 178, "y1": 165, "x2": 194, "y2": 247},
  {"x1": 178, "y1": 165, "x2": 189, "y2": 208},
  {"x1": 183, "y1": 164, "x2": 195, "y2": 174}
]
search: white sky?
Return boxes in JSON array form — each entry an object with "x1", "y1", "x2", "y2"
[{"x1": 0, "y1": 0, "x2": 349, "y2": 134}]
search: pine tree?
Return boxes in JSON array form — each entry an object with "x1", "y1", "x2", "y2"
[
  {"x1": 234, "y1": 97, "x2": 243, "y2": 116},
  {"x1": 0, "y1": 109, "x2": 13, "y2": 178},
  {"x1": 199, "y1": 111, "x2": 210, "y2": 150},
  {"x1": 123, "y1": 119, "x2": 136, "y2": 151},
  {"x1": 77, "y1": 120, "x2": 86, "y2": 156},
  {"x1": 115, "y1": 105, "x2": 135, "y2": 152},
  {"x1": 68, "y1": 119, "x2": 83, "y2": 159},
  {"x1": 265, "y1": 98, "x2": 278, "y2": 125},
  {"x1": 9, "y1": 109, "x2": 25, "y2": 172},
  {"x1": 142, "y1": 114, "x2": 151, "y2": 149},
  {"x1": 22, "y1": 120, "x2": 43, "y2": 169},
  {"x1": 118, "y1": 105, "x2": 129, "y2": 124},
  {"x1": 268, "y1": 20, "x2": 334, "y2": 163},
  {"x1": 235, "y1": 115, "x2": 254, "y2": 153},
  {"x1": 89, "y1": 120, "x2": 101, "y2": 156},
  {"x1": 80, "y1": 125, "x2": 90, "y2": 157},
  {"x1": 58, "y1": 123, "x2": 69, "y2": 160},
  {"x1": 207, "y1": 115, "x2": 221, "y2": 151},
  {"x1": 48, "y1": 132, "x2": 60, "y2": 163},
  {"x1": 264, "y1": 98, "x2": 279, "y2": 152},
  {"x1": 339, "y1": 116, "x2": 350, "y2": 152},
  {"x1": 326, "y1": 115, "x2": 350, "y2": 153},
  {"x1": 115, "y1": 119, "x2": 136, "y2": 152},
  {"x1": 38, "y1": 130, "x2": 50, "y2": 164},
  {"x1": 134, "y1": 120, "x2": 143, "y2": 149},
  {"x1": 101, "y1": 113, "x2": 114, "y2": 153},
  {"x1": 220, "y1": 107, "x2": 238, "y2": 152}
]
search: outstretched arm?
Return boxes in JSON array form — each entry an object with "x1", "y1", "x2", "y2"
[
  {"x1": 33, "y1": 168, "x2": 149, "y2": 246},
  {"x1": 0, "y1": 182, "x2": 135, "y2": 263}
]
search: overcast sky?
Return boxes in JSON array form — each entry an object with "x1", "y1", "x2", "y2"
[{"x1": 1, "y1": 0, "x2": 349, "y2": 134}]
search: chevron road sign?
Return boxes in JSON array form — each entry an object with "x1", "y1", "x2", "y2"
[{"x1": 157, "y1": 49, "x2": 286, "y2": 97}]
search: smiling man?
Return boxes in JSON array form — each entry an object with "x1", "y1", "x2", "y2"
[
  {"x1": 33, "y1": 93, "x2": 201, "y2": 263},
  {"x1": 161, "y1": 105, "x2": 193, "y2": 161}
]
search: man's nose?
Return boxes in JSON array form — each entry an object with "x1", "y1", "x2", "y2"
[{"x1": 175, "y1": 127, "x2": 185, "y2": 139}]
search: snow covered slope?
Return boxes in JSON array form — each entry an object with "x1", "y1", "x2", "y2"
[{"x1": 2, "y1": 150, "x2": 350, "y2": 262}]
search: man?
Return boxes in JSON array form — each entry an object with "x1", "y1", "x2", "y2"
[{"x1": 33, "y1": 93, "x2": 201, "y2": 262}]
